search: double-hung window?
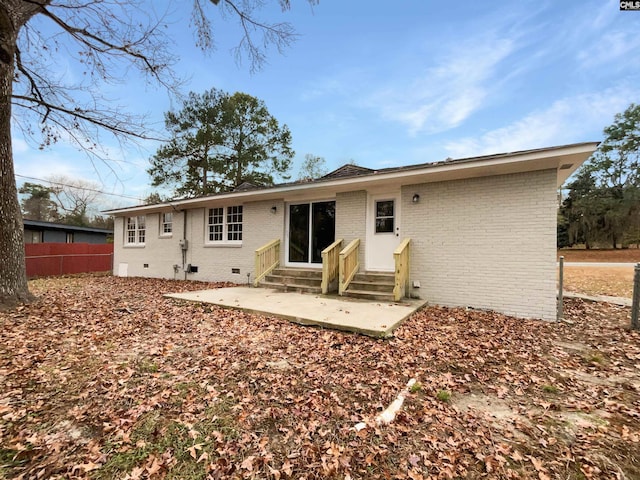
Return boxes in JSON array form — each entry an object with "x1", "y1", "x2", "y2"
[
  {"x1": 207, "y1": 206, "x2": 242, "y2": 244},
  {"x1": 126, "y1": 215, "x2": 146, "y2": 245},
  {"x1": 160, "y1": 212, "x2": 173, "y2": 236},
  {"x1": 227, "y1": 206, "x2": 243, "y2": 241}
]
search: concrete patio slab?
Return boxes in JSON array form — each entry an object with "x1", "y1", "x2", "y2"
[
  {"x1": 564, "y1": 291, "x2": 632, "y2": 307},
  {"x1": 166, "y1": 287, "x2": 428, "y2": 337}
]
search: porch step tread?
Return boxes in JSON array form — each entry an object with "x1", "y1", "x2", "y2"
[
  {"x1": 353, "y1": 272, "x2": 395, "y2": 283},
  {"x1": 271, "y1": 268, "x2": 323, "y2": 278},
  {"x1": 260, "y1": 281, "x2": 322, "y2": 294},
  {"x1": 347, "y1": 280, "x2": 394, "y2": 293},
  {"x1": 341, "y1": 289, "x2": 395, "y2": 302},
  {"x1": 264, "y1": 274, "x2": 322, "y2": 287}
]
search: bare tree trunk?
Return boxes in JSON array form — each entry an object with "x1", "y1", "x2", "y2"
[{"x1": 0, "y1": 4, "x2": 35, "y2": 307}]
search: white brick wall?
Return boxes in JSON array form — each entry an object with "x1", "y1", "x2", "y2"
[
  {"x1": 113, "y1": 170, "x2": 558, "y2": 320},
  {"x1": 113, "y1": 211, "x2": 185, "y2": 279},
  {"x1": 401, "y1": 169, "x2": 558, "y2": 320},
  {"x1": 113, "y1": 199, "x2": 285, "y2": 284},
  {"x1": 335, "y1": 190, "x2": 367, "y2": 265}
]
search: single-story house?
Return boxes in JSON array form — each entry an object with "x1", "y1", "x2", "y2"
[
  {"x1": 23, "y1": 219, "x2": 113, "y2": 244},
  {"x1": 105, "y1": 142, "x2": 597, "y2": 321}
]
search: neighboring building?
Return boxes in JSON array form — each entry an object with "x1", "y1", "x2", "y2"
[
  {"x1": 105, "y1": 142, "x2": 597, "y2": 321},
  {"x1": 23, "y1": 220, "x2": 113, "y2": 244}
]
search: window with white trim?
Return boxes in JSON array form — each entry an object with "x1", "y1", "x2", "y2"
[
  {"x1": 126, "y1": 215, "x2": 146, "y2": 245},
  {"x1": 207, "y1": 206, "x2": 242, "y2": 243},
  {"x1": 227, "y1": 206, "x2": 243, "y2": 241},
  {"x1": 208, "y1": 207, "x2": 224, "y2": 241},
  {"x1": 160, "y1": 212, "x2": 173, "y2": 236}
]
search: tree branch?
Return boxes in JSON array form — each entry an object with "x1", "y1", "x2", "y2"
[
  {"x1": 12, "y1": 94, "x2": 165, "y2": 141},
  {"x1": 39, "y1": 5, "x2": 167, "y2": 83}
]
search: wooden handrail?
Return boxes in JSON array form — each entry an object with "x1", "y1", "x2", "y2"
[
  {"x1": 321, "y1": 238, "x2": 343, "y2": 294},
  {"x1": 393, "y1": 238, "x2": 411, "y2": 301},
  {"x1": 254, "y1": 239, "x2": 280, "y2": 287},
  {"x1": 339, "y1": 238, "x2": 360, "y2": 295}
]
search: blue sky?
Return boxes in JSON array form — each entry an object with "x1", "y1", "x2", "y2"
[{"x1": 12, "y1": 0, "x2": 640, "y2": 210}]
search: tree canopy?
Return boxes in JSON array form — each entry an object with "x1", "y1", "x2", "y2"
[
  {"x1": 297, "y1": 154, "x2": 328, "y2": 180},
  {"x1": 19, "y1": 182, "x2": 58, "y2": 222},
  {"x1": 19, "y1": 177, "x2": 113, "y2": 227},
  {"x1": 559, "y1": 104, "x2": 640, "y2": 248},
  {"x1": 0, "y1": 0, "x2": 317, "y2": 306},
  {"x1": 148, "y1": 88, "x2": 294, "y2": 197}
]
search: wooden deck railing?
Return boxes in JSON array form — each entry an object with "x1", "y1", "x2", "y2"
[
  {"x1": 321, "y1": 238, "x2": 343, "y2": 294},
  {"x1": 254, "y1": 239, "x2": 280, "y2": 287},
  {"x1": 339, "y1": 238, "x2": 360, "y2": 295},
  {"x1": 393, "y1": 238, "x2": 411, "y2": 301}
]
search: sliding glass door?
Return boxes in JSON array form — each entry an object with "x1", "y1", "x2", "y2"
[{"x1": 288, "y1": 200, "x2": 335, "y2": 265}]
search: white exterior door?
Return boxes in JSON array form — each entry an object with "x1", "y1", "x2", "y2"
[{"x1": 366, "y1": 193, "x2": 401, "y2": 272}]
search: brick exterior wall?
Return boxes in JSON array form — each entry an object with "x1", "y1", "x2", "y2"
[
  {"x1": 113, "y1": 210, "x2": 184, "y2": 279},
  {"x1": 113, "y1": 199, "x2": 285, "y2": 283},
  {"x1": 401, "y1": 169, "x2": 558, "y2": 320},
  {"x1": 112, "y1": 169, "x2": 558, "y2": 320},
  {"x1": 335, "y1": 190, "x2": 367, "y2": 266}
]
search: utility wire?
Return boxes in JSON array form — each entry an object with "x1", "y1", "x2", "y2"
[{"x1": 15, "y1": 174, "x2": 144, "y2": 202}]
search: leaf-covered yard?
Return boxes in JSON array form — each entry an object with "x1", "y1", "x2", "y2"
[{"x1": 1, "y1": 275, "x2": 639, "y2": 479}]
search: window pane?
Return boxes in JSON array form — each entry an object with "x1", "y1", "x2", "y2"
[
  {"x1": 311, "y1": 201, "x2": 336, "y2": 263},
  {"x1": 375, "y1": 200, "x2": 394, "y2": 233},
  {"x1": 137, "y1": 216, "x2": 146, "y2": 243},
  {"x1": 226, "y1": 206, "x2": 243, "y2": 242},
  {"x1": 208, "y1": 208, "x2": 223, "y2": 241},
  {"x1": 162, "y1": 212, "x2": 173, "y2": 234},
  {"x1": 288, "y1": 204, "x2": 310, "y2": 262},
  {"x1": 376, "y1": 218, "x2": 394, "y2": 233},
  {"x1": 126, "y1": 217, "x2": 137, "y2": 244},
  {"x1": 376, "y1": 200, "x2": 394, "y2": 218}
]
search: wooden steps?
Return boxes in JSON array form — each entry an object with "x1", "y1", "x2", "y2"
[
  {"x1": 342, "y1": 271, "x2": 395, "y2": 302},
  {"x1": 259, "y1": 268, "x2": 399, "y2": 302},
  {"x1": 261, "y1": 268, "x2": 323, "y2": 294}
]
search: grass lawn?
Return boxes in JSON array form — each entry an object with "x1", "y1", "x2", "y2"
[{"x1": 1, "y1": 275, "x2": 639, "y2": 479}]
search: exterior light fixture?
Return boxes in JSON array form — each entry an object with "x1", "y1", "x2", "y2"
[
  {"x1": 412, "y1": 194, "x2": 420, "y2": 203},
  {"x1": 270, "y1": 206, "x2": 277, "y2": 214}
]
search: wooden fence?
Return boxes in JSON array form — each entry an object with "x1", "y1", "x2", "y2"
[{"x1": 25, "y1": 243, "x2": 113, "y2": 278}]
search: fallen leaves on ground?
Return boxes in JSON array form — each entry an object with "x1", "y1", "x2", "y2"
[{"x1": 1, "y1": 274, "x2": 639, "y2": 479}]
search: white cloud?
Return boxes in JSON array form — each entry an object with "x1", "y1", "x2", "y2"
[
  {"x1": 443, "y1": 87, "x2": 635, "y2": 158},
  {"x1": 369, "y1": 36, "x2": 516, "y2": 135},
  {"x1": 567, "y1": 0, "x2": 639, "y2": 70},
  {"x1": 589, "y1": 0, "x2": 619, "y2": 31},
  {"x1": 577, "y1": 30, "x2": 640, "y2": 69}
]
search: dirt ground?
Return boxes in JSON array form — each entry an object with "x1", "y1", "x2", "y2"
[
  {"x1": 1, "y1": 275, "x2": 639, "y2": 479},
  {"x1": 563, "y1": 266, "x2": 634, "y2": 298},
  {"x1": 558, "y1": 248, "x2": 640, "y2": 263}
]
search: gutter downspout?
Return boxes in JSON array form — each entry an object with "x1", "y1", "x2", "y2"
[{"x1": 182, "y1": 209, "x2": 188, "y2": 280}]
